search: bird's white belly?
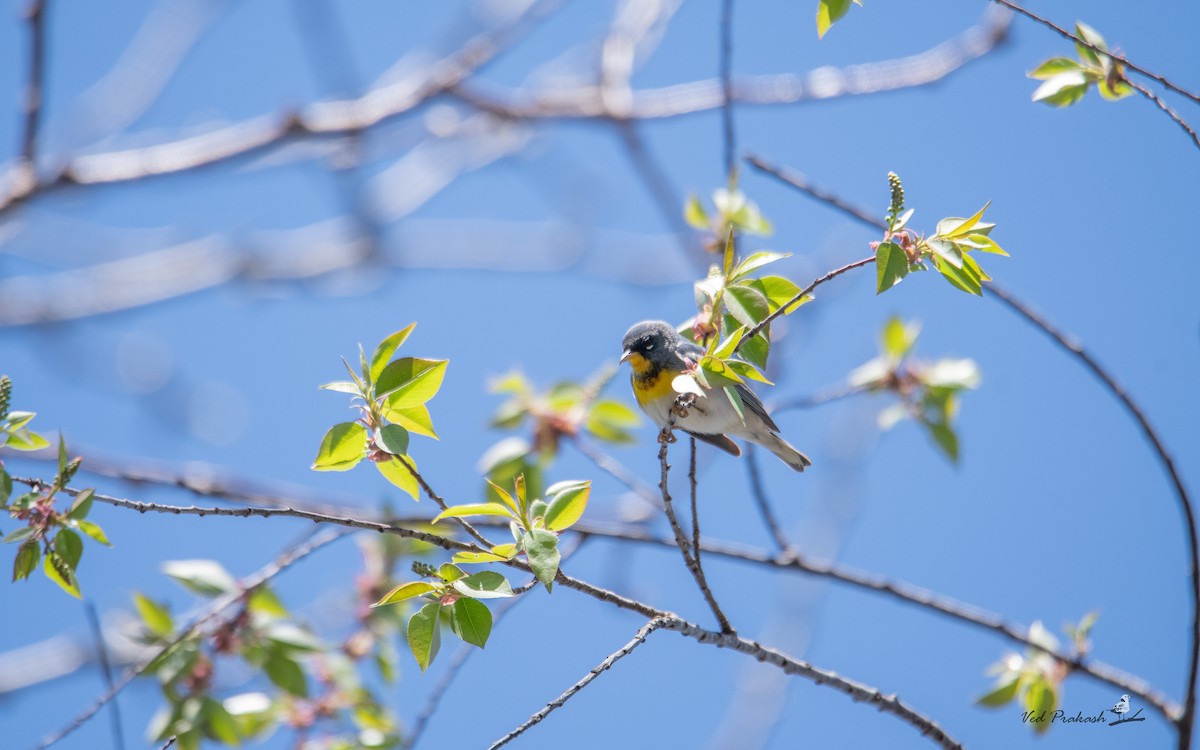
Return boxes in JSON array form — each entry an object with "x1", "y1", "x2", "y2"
[{"x1": 643, "y1": 390, "x2": 742, "y2": 435}]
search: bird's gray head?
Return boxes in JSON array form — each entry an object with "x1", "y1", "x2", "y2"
[{"x1": 620, "y1": 320, "x2": 681, "y2": 367}]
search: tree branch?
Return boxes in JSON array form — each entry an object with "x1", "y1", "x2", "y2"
[
  {"x1": 488, "y1": 618, "x2": 667, "y2": 749},
  {"x1": 33, "y1": 528, "x2": 347, "y2": 749},
  {"x1": 658, "y1": 435, "x2": 735, "y2": 633},
  {"x1": 19, "y1": 0, "x2": 48, "y2": 168},
  {"x1": 1127, "y1": 78, "x2": 1200, "y2": 152},
  {"x1": 719, "y1": 0, "x2": 736, "y2": 179},
  {"x1": 988, "y1": 0, "x2": 1200, "y2": 106}
]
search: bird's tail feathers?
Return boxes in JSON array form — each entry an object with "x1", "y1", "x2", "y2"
[{"x1": 763, "y1": 432, "x2": 812, "y2": 473}]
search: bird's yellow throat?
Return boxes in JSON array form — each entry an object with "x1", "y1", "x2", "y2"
[{"x1": 627, "y1": 353, "x2": 676, "y2": 407}]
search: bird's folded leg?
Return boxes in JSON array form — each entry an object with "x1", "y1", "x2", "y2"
[
  {"x1": 657, "y1": 427, "x2": 677, "y2": 444},
  {"x1": 672, "y1": 392, "x2": 697, "y2": 419}
]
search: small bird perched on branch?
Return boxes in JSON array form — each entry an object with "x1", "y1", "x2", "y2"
[{"x1": 620, "y1": 320, "x2": 811, "y2": 472}]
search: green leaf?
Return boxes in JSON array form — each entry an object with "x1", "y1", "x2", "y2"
[
  {"x1": 264, "y1": 649, "x2": 308, "y2": 697},
  {"x1": 54, "y1": 528, "x2": 83, "y2": 570},
  {"x1": 710, "y1": 326, "x2": 745, "y2": 358},
  {"x1": 684, "y1": 195, "x2": 709, "y2": 230},
  {"x1": 526, "y1": 529, "x2": 561, "y2": 592},
  {"x1": 875, "y1": 241, "x2": 909, "y2": 294},
  {"x1": 732, "y1": 202, "x2": 772, "y2": 236},
  {"x1": 724, "y1": 284, "x2": 771, "y2": 327},
  {"x1": 3, "y1": 526, "x2": 34, "y2": 544},
  {"x1": 407, "y1": 602, "x2": 442, "y2": 672},
  {"x1": 1032, "y1": 72, "x2": 1090, "y2": 107},
  {"x1": 43, "y1": 551, "x2": 81, "y2": 598},
  {"x1": 370, "y1": 324, "x2": 417, "y2": 383},
  {"x1": 76, "y1": 520, "x2": 111, "y2": 546},
  {"x1": 882, "y1": 317, "x2": 920, "y2": 361},
  {"x1": 752, "y1": 275, "x2": 809, "y2": 314},
  {"x1": 587, "y1": 400, "x2": 640, "y2": 428},
  {"x1": 452, "y1": 550, "x2": 508, "y2": 564},
  {"x1": 312, "y1": 422, "x2": 368, "y2": 471},
  {"x1": 1098, "y1": 74, "x2": 1133, "y2": 100},
  {"x1": 377, "y1": 456, "x2": 420, "y2": 501},
  {"x1": 927, "y1": 421, "x2": 960, "y2": 463},
  {"x1": 816, "y1": 0, "x2": 852, "y2": 38},
  {"x1": 384, "y1": 403, "x2": 439, "y2": 439},
  {"x1": 248, "y1": 587, "x2": 289, "y2": 618},
  {"x1": 726, "y1": 360, "x2": 772, "y2": 384},
  {"x1": 57, "y1": 436, "x2": 68, "y2": 477},
  {"x1": 448, "y1": 597, "x2": 492, "y2": 648},
  {"x1": 437, "y1": 563, "x2": 465, "y2": 582},
  {"x1": 1029, "y1": 57, "x2": 1084, "y2": 80},
  {"x1": 1074, "y1": 21, "x2": 1108, "y2": 66},
  {"x1": 318, "y1": 381, "x2": 360, "y2": 395},
  {"x1": 163, "y1": 559, "x2": 238, "y2": 597},
  {"x1": 6, "y1": 429, "x2": 49, "y2": 451},
  {"x1": 452, "y1": 571, "x2": 515, "y2": 599},
  {"x1": 933, "y1": 254, "x2": 982, "y2": 296},
  {"x1": 731, "y1": 251, "x2": 790, "y2": 281},
  {"x1": 940, "y1": 202, "x2": 991, "y2": 239},
  {"x1": 67, "y1": 488, "x2": 94, "y2": 520},
  {"x1": 377, "y1": 358, "x2": 449, "y2": 408},
  {"x1": 264, "y1": 622, "x2": 324, "y2": 652},
  {"x1": 134, "y1": 592, "x2": 175, "y2": 638},
  {"x1": 202, "y1": 697, "x2": 242, "y2": 746},
  {"x1": 740, "y1": 331, "x2": 770, "y2": 370},
  {"x1": 376, "y1": 424, "x2": 410, "y2": 456},
  {"x1": 0, "y1": 469, "x2": 11, "y2": 505},
  {"x1": 1024, "y1": 678, "x2": 1057, "y2": 733},
  {"x1": 966, "y1": 233, "x2": 1008, "y2": 256},
  {"x1": 432, "y1": 503, "x2": 516, "y2": 524},
  {"x1": 976, "y1": 677, "x2": 1021, "y2": 707},
  {"x1": 544, "y1": 482, "x2": 591, "y2": 531},
  {"x1": 373, "y1": 580, "x2": 437, "y2": 607},
  {"x1": 926, "y1": 238, "x2": 963, "y2": 268},
  {"x1": 12, "y1": 540, "x2": 38, "y2": 582},
  {"x1": 484, "y1": 478, "x2": 521, "y2": 516}
]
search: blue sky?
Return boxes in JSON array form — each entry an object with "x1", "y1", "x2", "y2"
[{"x1": 1, "y1": 1, "x2": 1198, "y2": 748}]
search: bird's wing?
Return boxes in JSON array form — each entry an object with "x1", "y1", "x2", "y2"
[
  {"x1": 686, "y1": 430, "x2": 742, "y2": 457},
  {"x1": 675, "y1": 340, "x2": 781, "y2": 434},
  {"x1": 734, "y1": 380, "x2": 780, "y2": 433}
]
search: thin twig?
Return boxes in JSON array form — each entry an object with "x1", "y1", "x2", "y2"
[
  {"x1": 741, "y1": 151, "x2": 1194, "y2": 727},
  {"x1": 738, "y1": 256, "x2": 877, "y2": 348},
  {"x1": 719, "y1": 0, "x2": 736, "y2": 179},
  {"x1": 772, "y1": 382, "x2": 869, "y2": 413},
  {"x1": 1127, "y1": 78, "x2": 1200, "y2": 152},
  {"x1": 615, "y1": 121, "x2": 692, "y2": 247},
  {"x1": 17, "y1": 476, "x2": 1154, "y2": 740},
  {"x1": 657, "y1": 617, "x2": 963, "y2": 750},
  {"x1": 745, "y1": 445, "x2": 791, "y2": 552},
  {"x1": 15, "y1": 475, "x2": 1176, "y2": 720},
  {"x1": 392, "y1": 453, "x2": 495, "y2": 549},
  {"x1": 569, "y1": 436, "x2": 663, "y2": 510},
  {"x1": 989, "y1": 0, "x2": 1200, "y2": 106},
  {"x1": 19, "y1": 0, "x2": 48, "y2": 167},
  {"x1": 34, "y1": 529, "x2": 346, "y2": 749},
  {"x1": 746, "y1": 153, "x2": 886, "y2": 231},
  {"x1": 658, "y1": 436, "x2": 735, "y2": 633},
  {"x1": 405, "y1": 535, "x2": 588, "y2": 749},
  {"x1": 488, "y1": 618, "x2": 667, "y2": 749},
  {"x1": 689, "y1": 436, "x2": 702, "y2": 562},
  {"x1": 84, "y1": 602, "x2": 125, "y2": 750}
]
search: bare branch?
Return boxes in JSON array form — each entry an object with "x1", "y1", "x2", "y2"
[
  {"x1": 744, "y1": 445, "x2": 791, "y2": 552},
  {"x1": 451, "y1": 7, "x2": 1010, "y2": 121},
  {"x1": 738, "y1": 256, "x2": 877, "y2": 348},
  {"x1": 1127, "y1": 78, "x2": 1200, "y2": 152},
  {"x1": 489, "y1": 618, "x2": 667, "y2": 749},
  {"x1": 719, "y1": 0, "x2": 736, "y2": 179},
  {"x1": 84, "y1": 603, "x2": 125, "y2": 750}
]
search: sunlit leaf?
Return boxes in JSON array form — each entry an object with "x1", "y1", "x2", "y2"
[
  {"x1": 370, "y1": 324, "x2": 417, "y2": 383},
  {"x1": 544, "y1": 482, "x2": 590, "y2": 531},
  {"x1": 312, "y1": 422, "x2": 368, "y2": 471},
  {"x1": 407, "y1": 602, "x2": 442, "y2": 671},
  {"x1": 373, "y1": 581, "x2": 437, "y2": 607},
  {"x1": 377, "y1": 358, "x2": 449, "y2": 408},
  {"x1": 163, "y1": 559, "x2": 238, "y2": 597}
]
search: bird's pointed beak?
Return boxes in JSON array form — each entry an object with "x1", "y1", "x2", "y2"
[{"x1": 619, "y1": 348, "x2": 633, "y2": 363}]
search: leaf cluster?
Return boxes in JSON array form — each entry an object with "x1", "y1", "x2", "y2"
[
  {"x1": 1030, "y1": 23, "x2": 1132, "y2": 107},
  {"x1": 313, "y1": 325, "x2": 447, "y2": 501},
  {"x1": 139, "y1": 559, "x2": 402, "y2": 749},
  {"x1": 4, "y1": 436, "x2": 107, "y2": 597},
  {"x1": 849, "y1": 317, "x2": 981, "y2": 463},
  {"x1": 874, "y1": 173, "x2": 1008, "y2": 297}
]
